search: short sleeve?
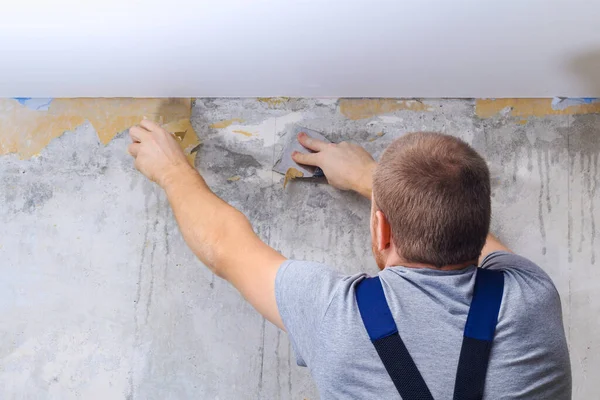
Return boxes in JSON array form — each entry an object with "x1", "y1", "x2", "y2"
[
  {"x1": 275, "y1": 260, "x2": 344, "y2": 367},
  {"x1": 482, "y1": 251, "x2": 550, "y2": 278},
  {"x1": 478, "y1": 252, "x2": 571, "y2": 397},
  {"x1": 481, "y1": 250, "x2": 559, "y2": 298}
]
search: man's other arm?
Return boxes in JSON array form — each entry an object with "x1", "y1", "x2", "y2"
[
  {"x1": 292, "y1": 133, "x2": 512, "y2": 266},
  {"x1": 128, "y1": 120, "x2": 286, "y2": 329}
]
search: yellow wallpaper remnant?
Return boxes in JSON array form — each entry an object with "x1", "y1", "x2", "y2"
[
  {"x1": 367, "y1": 131, "x2": 386, "y2": 142},
  {"x1": 257, "y1": 97, "x2": 290, "y2": 106},
  {"x1": 339, "y1": 99, "x2": 432, "y2": 120},
  {"x1": 475, "y1": 98, "x2": 600, "y2": 118},
  {"x1": 283, "y1": 167, "x2": 304, "y2": 188},
  {"x1": 162, "y1": 118, "x2": 201, "y2": 165},
  {"x1": 232, "y1": 130, "x2": 253, "y2": 137},
  {"x1": 0, "y1": 98, "x2": 198, "y2": 162},
  {"x1": 209, "y1": 118, "x2": 244, "y2": 129}
]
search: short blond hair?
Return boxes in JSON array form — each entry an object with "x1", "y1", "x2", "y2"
[{"x1": 373, "y1": 132, "x2": 491, "y2": 267}]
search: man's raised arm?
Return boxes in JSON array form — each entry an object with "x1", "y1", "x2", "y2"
[
  {"x1": 128, "y1": 119, "x2": 286, "y2": 329},
  {"x1": 292, "y1": 132, "x2": 512, "y2": 265}
]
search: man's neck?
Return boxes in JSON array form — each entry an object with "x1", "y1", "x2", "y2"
[{"x1": 386, "y1": 259, "x2": 477, "y2": 271}]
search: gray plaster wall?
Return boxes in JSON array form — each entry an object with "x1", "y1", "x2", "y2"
[{"x1": 1, "y1": 99, "x2": 598, "y2": 399}]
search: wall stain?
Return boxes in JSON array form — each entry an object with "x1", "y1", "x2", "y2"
[
  {"x1": 579, "y1": 156, "x2": 586, "y2": 254},
  {"x1": 21, "y1": 182, "x2": 53, "y2": 213},
  {"x1": 206, "y1": 145, "x2": 262, "y2": 179},
  {"x1": 130, "y1": 189, "x2": 151, "y2": 399},
  {"x1": 275, "y1": 330, "x2": 281, "y2": 399},
  {"x1": 566, "y1": 131, "x2": 577, "y2": 263},
  {"x1": 544, "y1": 149, "x2": 552, "y2": 213},
  {"x1": 591, "y1": 154, "x2": 598, "y2": 264},
  {"x1": 563, "y1": 114, "x2": 600, "y2": 264},
  {"x1": 257, "y1": 318, "x2": 266, "y2": 396},
  {"x1": 472, "y1": 123, "x2": 534, "y2": 206},
  {"x1": 476, "y1": 98, "x2": 600, "y2": 118},
  {"x1": 306, "y1": 191, "x2": 333, "y2": 209},
  {"x1": 145, "y1": 190, "x2": 161, "y2": 324},
  {"x1": 339, "y1": 99, "x2": 432, "y2": 120},
  {"x1": 288, "y1": 343, "x2": 292, "y2": 396},
  {"x1": 163, "y1": 203, "x2": 171, "y2": 287},
  {"x1": 511, "y1": 153, "x2": 519, "y2": 183},
  {"x1": 536, "y1": 148, "x2": 547, "y2": 255}
]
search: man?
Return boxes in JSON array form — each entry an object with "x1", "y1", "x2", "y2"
[{"x1": 128, "y1": 120, "x2": 571, "y2": 399}]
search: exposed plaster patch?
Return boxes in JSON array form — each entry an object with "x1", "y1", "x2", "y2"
[{"x1": 219, "y1": 112, "x2": 303, "y2": 147}]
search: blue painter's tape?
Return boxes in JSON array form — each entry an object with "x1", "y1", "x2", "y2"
[{"x1": 12, "y1": 98, "x2": 53, "y2": 111}]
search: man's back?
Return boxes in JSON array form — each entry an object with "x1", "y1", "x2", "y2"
[{"x1": 276, "y1": 251, "x2": 572, "y2": 399}]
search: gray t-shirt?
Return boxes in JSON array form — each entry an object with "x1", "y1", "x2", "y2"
[{"x1": 275, "y1": 251, "x2": 571, "y2": 399}]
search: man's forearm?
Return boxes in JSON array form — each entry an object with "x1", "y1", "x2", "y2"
[
  {"x1": 354, "y1": 161, "x2": 376, "y2": 199},
  {"x1": 162, "y1": 167, "x2": 253, "y2": 276},
  {"x1": 163, "y1": 167, "x2": 287, "y2": 327}
]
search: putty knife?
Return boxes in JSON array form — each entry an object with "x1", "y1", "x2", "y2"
[{"x1": 273, "y1": 126, "x2": 330, "y2": 178}]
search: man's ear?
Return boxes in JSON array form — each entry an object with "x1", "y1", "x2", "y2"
[{"x1": 375, "y1": 210, "x2": 392, "y2": 251}]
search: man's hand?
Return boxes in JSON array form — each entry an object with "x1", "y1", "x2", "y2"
[
  {"x1": 292, "y1": 132, "x2": 376, "y2": 198},
  {"x1": 128, "y1": 119, "x2": 193, "y2": 187}
]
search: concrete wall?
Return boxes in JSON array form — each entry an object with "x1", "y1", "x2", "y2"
[
  {"x1": 2, "y1": 0, "x2": 600, "y2": 97},
  {"x1": 1, "y1": 98, "x2": 598, "y2": 398}
]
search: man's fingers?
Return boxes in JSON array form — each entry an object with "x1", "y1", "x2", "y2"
[
  {"x1": 129, "y1": 125, "x2": 150, "y2": 143},
  {"x1": 298, "y1": 132, "x2": 328, "y2": 152},
  {"x1": 139, "y1": 118, "x2": 162, "y2": 132},
  {"x1": 292, "y1": 151, "x2": 320, "y2": 166},
  {"x1": 128, "y1": 143, "x2": 140, "y2": 158}
]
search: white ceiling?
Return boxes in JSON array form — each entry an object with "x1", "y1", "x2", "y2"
[{"x1": 1, "y1": 0, "x2": 600, "y2": 97}]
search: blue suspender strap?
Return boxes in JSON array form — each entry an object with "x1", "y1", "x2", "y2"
[
  {"x1": 453, "y1": 268, "x2": 504, "y2": 400},
  {"x1": 356, "y1": 277, "x2": 434, "y2": 400},
  {"x1": 355, "y1": 269, "x2": 504, "y2": 400}
]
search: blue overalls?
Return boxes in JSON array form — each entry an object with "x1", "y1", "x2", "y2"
[{"x1": 355, "y1": 268, "x2": 504, "y2": 400}]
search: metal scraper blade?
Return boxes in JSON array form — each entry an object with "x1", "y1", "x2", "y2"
[{"x1": 273, "y1": 125, "x2": 330, "y2": 178}]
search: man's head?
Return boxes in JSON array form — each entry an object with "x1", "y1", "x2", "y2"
[{"x1": 370, "y1": 132, "x2": 491, "y2": 269}]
